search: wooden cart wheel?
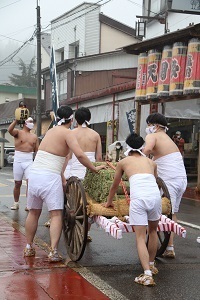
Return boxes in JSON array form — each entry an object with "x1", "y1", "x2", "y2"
[
  {"x1": 63, "y1": 176, "x2": 88, "y2": 261},
  {"x1": 156, "y1": 176, "x2": 172, "y2": 257}
]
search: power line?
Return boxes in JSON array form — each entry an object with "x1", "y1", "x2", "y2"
[
  {"x1": 0, "y1": 30, "x2": 36, "y2": 67},
  {"x1": 46, "y1": 0, "x2": 112, "y2": 31},
  {"x1": 0, "y1": 0, "x2": 21, "y2": 10}
]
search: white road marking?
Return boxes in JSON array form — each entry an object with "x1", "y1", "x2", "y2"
[
  {"x1": 74, "y1": 267, "x2": 128, "y2": 300},
  {"x1": 6, "y1": 179, "x2": 26, "y2": 185},
  {"x1": 178, "y1": 220, "x2": 200, "y2": 230},
  {"x1": 0, "y1": 194, "x2": 26, "y2": 198}
]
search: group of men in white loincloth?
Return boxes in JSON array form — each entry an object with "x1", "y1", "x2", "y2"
[{"x1": 9, "y1": 105, "x2": 187, "y2": 281}]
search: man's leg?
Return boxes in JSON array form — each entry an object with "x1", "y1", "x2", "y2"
[
  {"x1": 168, "y1": 213, "x2": 177, "y2": 246},
  {"x1": 148, "y1": 220, "x2": 159, "y2": 262},
  {"x1": 13, "y1": 180, "x2": 22, "y2": 202},
  {"x1": 48, "y1": 209, "x2": 63, "y2": 262},
  {"x1": 134, "y1": 225, "x2": 150, "y2": 271},
  {"x1": 11, "y1": 180, "x2": 22, "y2": 210},
  {"x1": 134, "y1": 225, "x2": 155, "y2": 286},
  {"x1": 24, "y1": 209, "x2": 41, "y2": 256},
  {"x1": 162, "y1": 213, "x2": 176, "y2": 258},
  {"x1": 25, "y1": 209, "x2": 42, "y2": 244},
  {"x1": 49, "y1": 209, "x2": 63, "y2": 250},
  {"x1": 24, "y1": 179, "x2": 29, "y2": 211}
]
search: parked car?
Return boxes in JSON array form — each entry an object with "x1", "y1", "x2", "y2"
[
  {"x1": 0, "y1": 147, "x2": 15, "y2": 166},
  {"x1": 7, "y1": 152, "x2": 15, "y2": 165}
]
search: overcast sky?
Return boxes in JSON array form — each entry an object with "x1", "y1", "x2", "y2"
[
  {"x1": 0, "y1": 0, "x2": 142, "y2": 43},
  {"x1": 0, "y1": 0, "x2": 142, "y2": 83}
]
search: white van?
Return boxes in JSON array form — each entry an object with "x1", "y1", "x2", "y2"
[{"x1": 0, "y1": 146, "x2": 15, "y2": 166}]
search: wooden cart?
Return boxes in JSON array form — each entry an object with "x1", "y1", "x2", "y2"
[{"x1": 63, "y1": 175, "x2": 173, "y2": 262}]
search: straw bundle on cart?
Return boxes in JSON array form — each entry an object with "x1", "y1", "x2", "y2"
[
  {"x1": 83, "y1": 162, "x2": 129, "y2": 203},
  {"x1": 83, "y1": 162, "x2": 130, "y2": 218},
  {"x1": 83, "y1": 162, "x2": 171, "y2": 217}
]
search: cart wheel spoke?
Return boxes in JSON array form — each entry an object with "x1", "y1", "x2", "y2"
[
  {"x1": 75, "y1": 203, "x2": 83, "y2": 216},
  {"x1": 75, "y1": 191, "x2": 82, "y2": 212},
  {"x1": 75, "y1": 220, "x2": 84, "y2": 233},
  {"x1": 76, "y1": 215, "x2": 84, "y2": 220},
  {"x1": 63, "y1": 176, "x2": 88, "y2": 261}
]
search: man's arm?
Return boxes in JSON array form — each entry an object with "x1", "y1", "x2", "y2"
[
  {"x1": 34, "y1": 136, "x2": 39, "y2": 153},
  {"x1": 142, "y1": 134, "x2": 156, "y2": 156},
  {"x1": 96, "y1": 135, "x2": 102, "y2": 162},
  {"x1": 8, "y1": 120, "x2": 19, "y2": 137},
  {"x1": 104, "y1": 162, "x2": 123, "y2": 207}
]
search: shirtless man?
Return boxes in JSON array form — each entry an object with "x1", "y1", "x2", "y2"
[
  {"x1": 104, "y1": 133, "x2": 161, "y2": 286},
  {"x1": 143, "y1": 113, "x2": 187, "y2": 258},
  {"x1": 8, "y1": 117, "x2": 39, "y2": 210},
  {"x1": 24, "y1": 105, "x2": 104, "y2": 262},
  {"x1": 63, "y1": 107, "x2": 102, "y2": 241}
]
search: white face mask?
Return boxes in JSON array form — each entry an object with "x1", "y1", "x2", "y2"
[
  {"x1": 116, "y1": 146, "x2": 121, "y2": 149},
  {"x1": 145, "y1": 125, "x2": 156, "y2": 135},
  {"x1": 25, "y1": 122, "x2": 34, "y2": 130}
]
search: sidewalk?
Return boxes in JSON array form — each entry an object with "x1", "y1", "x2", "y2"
[
  {"x1": 0, "y1": 215, "x2": 109, "y2": 300},
  {"x1": 183, "y1": 186, "x2": 200, "y2": 202}
]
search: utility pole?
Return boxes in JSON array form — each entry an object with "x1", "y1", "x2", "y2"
[{"x1": 36, "y1": 1, "x2": 41, "y2": 137}]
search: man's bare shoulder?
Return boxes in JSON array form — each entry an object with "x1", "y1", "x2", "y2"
[
  {"x1": 145, "y1": 133, "x2": 157, "y2": 141},
  {"x1": 88, "y1": 128, "x2": 100, "y2": 136}
]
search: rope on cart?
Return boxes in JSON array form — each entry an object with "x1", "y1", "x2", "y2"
[{"x1": 106, "y1": 161, "x2": 130, "y2": 204}]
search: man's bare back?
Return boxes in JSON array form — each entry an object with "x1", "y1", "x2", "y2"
[
  {"x1": 117, "y1": 153, "x2": 157, "y2": 179},
  {"x1": 72, "y1": 127, "x2": 102, "y2": 160},
  {"x1": 144, "y1": 131, "x2": 179, "y2": 160}
]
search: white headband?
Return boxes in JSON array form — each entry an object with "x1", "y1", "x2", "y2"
[
  {"x1": 57, "y1": 114, "x2": 73, "y2": 126},
  {"x1": 124, "y1": 145, "x2": 146, "y2": 157},
  {"x1": 159, "y1": 125, "x2": 169, "y2": 132},
  {"x1": 81, "y1": 120, "x2": 90, "y2": 127},
  {"x1": 25, "y1": 117, "x2": 33, "y2": 123}
]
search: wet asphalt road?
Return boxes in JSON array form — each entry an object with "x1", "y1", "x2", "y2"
[{"x1": 0, "y1": 166, "x2": 200, "y2": 300}]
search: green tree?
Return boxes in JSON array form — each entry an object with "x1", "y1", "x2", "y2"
[{"x1": 9, "y1": 57, "x2": 37, "y2": 87}]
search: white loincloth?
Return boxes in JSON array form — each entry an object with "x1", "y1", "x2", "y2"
[
  {"x1": 31, "y1": 150, "x2": 65, "y2": 174},
  {"x1": 27, "y1": 169, "x2": 64, "y2": 211},
  {"x1": 14, "y1": 150, "x2": 33, "y2": 162},
  {"x1": 129, "y1": 174, "x2": 161, "y2": 226},
  {"x1": 64, "y1": 159, "x2": 72, "y2": 180},
  {"x1": 154, "y1": 152, "x2": 187, "y2": 213},
  {"x1": 13, "y1": 150, "x2": 34, "y2": 181},
  {"x1": 154, "y1": 152, "x2": 187, "y2": 180},
  {"x1": 69, "y1": 152, "x2": 95, "y2": 180}
]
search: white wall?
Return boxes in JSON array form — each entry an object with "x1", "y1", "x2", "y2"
[
  {"x1": 51, "y1": 3, "x2": 100, "y2": 62},
  {"x1": 100, "y1": 23, "x2": 139, "y2": 53},
  {"x1": 146, "y1": 12, "x2": 200, "y2": 39},
  {"x1": 0, "y1": 92, "x2": 35, "y2": 104}
]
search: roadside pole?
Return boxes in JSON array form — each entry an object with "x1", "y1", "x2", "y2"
[{"x1": 36, "y1": 2, "x2": 41, "y2": 137}]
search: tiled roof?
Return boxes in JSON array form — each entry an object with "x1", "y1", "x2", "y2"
[
  {"x1": 0, "y1": 98, "x2": 37, "y2": 125},
  {"x1": 0, "y1": 85, "x2": 36, "y2": 95}
]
